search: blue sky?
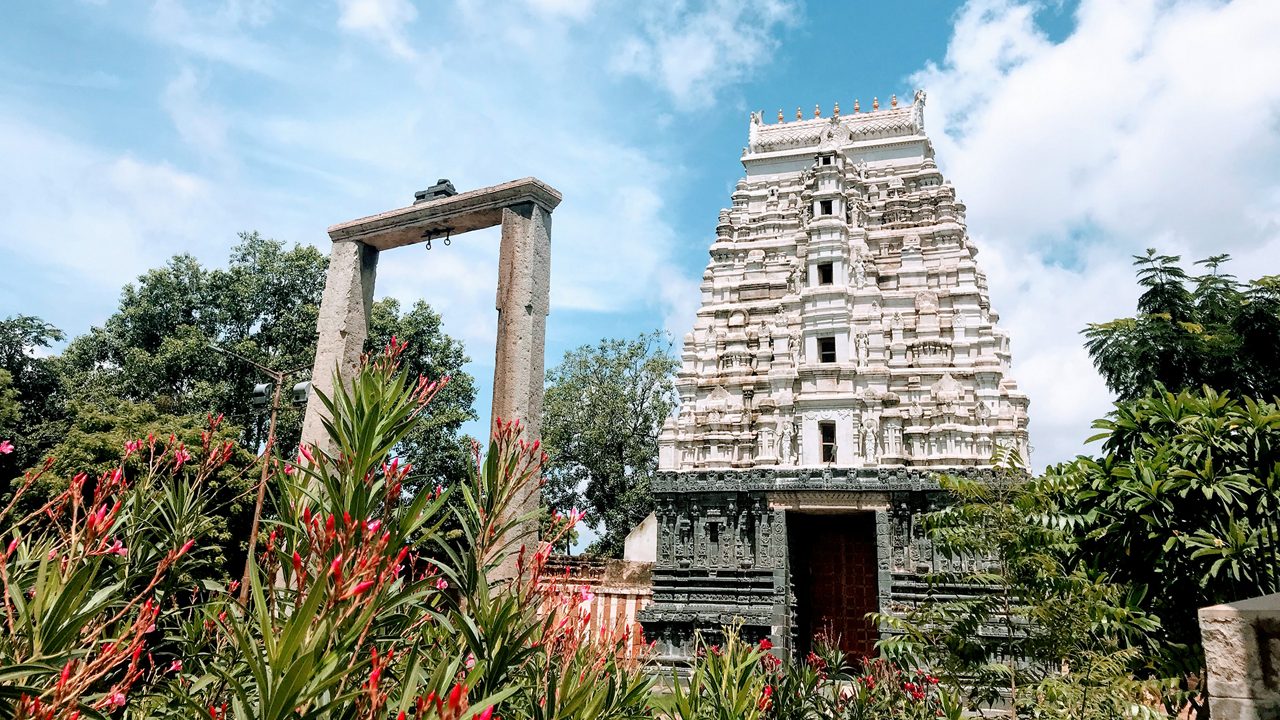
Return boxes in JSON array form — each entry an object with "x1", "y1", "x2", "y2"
[{"x1": 3, "y1": 0, "x2": 1279, "y2": 471}]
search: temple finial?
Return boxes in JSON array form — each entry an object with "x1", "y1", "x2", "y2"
[
  {"x1": 833, "y1": 101, "x2": 840, "y2": 118},
  {"x1": 778, "y1": 108, "x2": 784, "y2": 122},
  {"x1": 796, "y1": 107, "x2": 802, "y2": 120},
  {"x1": 814, "y1": 104, "x2": 820, "y2": 118},
  {"x1": 891, "y1": 94, "x2": 898, "y2": 108},
  {"x1": 854, "y1": 98, "x2": 860, "y2": 113},
  {"x1": 872, "y1": 96, "x2": 880, "y2": 111}
]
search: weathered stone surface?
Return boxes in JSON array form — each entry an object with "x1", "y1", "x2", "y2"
[
  {"x1": 301, "y1": 240, "x2": 379, "y2": 451},
  {"x1": 491, "y1": 201, "x2": 553, "y2": 580},
  {"x1": 327, "y1": 177, "x2": 562, "y2": 250},
  {"x1": 303, "y1": 179, "x2": 561, "y2": 585},
  {"x1": 1200, "y1": 592, "x2": 1280, "y2": 719}
]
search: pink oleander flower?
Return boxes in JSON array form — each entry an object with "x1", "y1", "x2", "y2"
[
  {"x1": 169, "y1": 660, "x2": 182, "y2": 673},
  {"x1": 0, "y1": 440, "x2": 12, "y2": 455},
  {"x1": 173, "y1": 447, "x2": 192, "y2": 469},
  {"x1": 435, "y1": 577, "x2": 449, "y2": 590},
  {"x1": 299, "y1": 444, "x2": 315, "y2": 463}
]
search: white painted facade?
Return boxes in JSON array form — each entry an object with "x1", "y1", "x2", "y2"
[{"x1": 658, "y1": 93, "x2": 1030, "y2": 472}]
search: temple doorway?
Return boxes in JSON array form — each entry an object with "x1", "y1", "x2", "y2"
[{"x1": 789, "y1": 512, "x2": 880, "y2": 659}]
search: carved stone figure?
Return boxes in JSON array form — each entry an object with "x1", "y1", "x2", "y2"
[
  {"x1": 862, "y1": 416, "x2": 880, "y2": 461},
  {"x1": 856, "y1": 332, "x2": 870, "y2": 366},
  {"x1": 852, "y1": 254, "x2": 867, "y2": 289},
  {"x1": 777, "y1": 418, "x2": 795, "y2": 466}
]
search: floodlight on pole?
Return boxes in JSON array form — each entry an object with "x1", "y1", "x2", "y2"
[{"x1": 209, "y1": 343, "x2": 310, "y2": 605}]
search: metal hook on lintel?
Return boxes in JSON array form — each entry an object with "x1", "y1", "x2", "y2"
[{"x1": 421, "y1": 227, "x2": 452, "y2": 250}]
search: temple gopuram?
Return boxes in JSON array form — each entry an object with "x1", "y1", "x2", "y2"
[{"x1": 641, "y1": 92, "x2": 1030, "y2": 660}]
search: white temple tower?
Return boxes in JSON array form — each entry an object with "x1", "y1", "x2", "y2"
[
  {"x1": 642, "y1": 93, "x2": 1030, "y2": 662},
  {"x1": 658, "y1": 92, "x2": 1028, "y2": 473}
]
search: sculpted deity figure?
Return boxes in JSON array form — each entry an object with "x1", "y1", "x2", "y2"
[
  {"x1": 787, "y1": 259, "x2": 804, "y2": 294},
  {"x1": 852, "y1": 253, "x2": 867, "y2": 289},
  {"x1": 856, "y1": 332, "x2": 871, "y2": 366},
  {"x1": 777, "y1": 418, "x2": 796, "y2": 466},
  {"x1": 862, "y1": 416, "x2": 880, "y2": 461}
]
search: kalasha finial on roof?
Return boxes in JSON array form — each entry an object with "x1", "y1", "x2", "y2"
[
  {"x1": 813, "y1": 104, "x2": 821, "y2": 118},
  {"x1": 873, "y1": 97, "x2": 880, "y2": 111},
  {"x1": 833, "y1": 102, "x2": 840, "y2": 118},
  {"x1": 854, "y1": 98, "x2": 860, "y2": 113},
  {"x1": 891, "y1": 94, "x2": 898, "y2": 108},
  {"x1": 796, "y1": 107, "x2": 802, "y2": 120},
  {"x1": 778, "y1": 108, "x2": 784, "y2": 122}
]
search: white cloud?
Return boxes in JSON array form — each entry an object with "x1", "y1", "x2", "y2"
[
  {"x1": 336, "y1": 0, "x2": 420, "y2": 60},
  {"x1": 608, "y1": 0, "x2": 799, "y2": 109},
  {"x1": 147, "y1": 0, "x2": 286, "y2": 77},
  {"x1": 162, "y1": 67, "x2": 231, "y2": 161},
  {"x1": 524, "y1": 0, "x2": 595, "y2": 21},
  {"x1": 913, "y1": 0, "x2": 1280, "y2": 468},
  {"x1": 0, "y1": 114, "x2": 228, "y2": 305}
]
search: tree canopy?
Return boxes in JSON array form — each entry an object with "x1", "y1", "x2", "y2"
[
  {"x1": 541, "y1": 331, "x2": 677, "y2": 558},
  {"x1": 1, "y1": 232, "x2": 477, "y2": 573},
  {"x1": 1084, "y1": 250, "x2": 1280, "y2": 401},
  {"x1": 1044, "y1": 386, "x2": 1280, "y2": 694}
]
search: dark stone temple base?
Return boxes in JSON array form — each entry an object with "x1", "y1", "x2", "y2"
[{"x1": 639, "y1": 466, "x2": 1002, "y2": 662}]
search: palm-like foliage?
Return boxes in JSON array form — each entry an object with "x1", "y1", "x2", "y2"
[{"x1": 1084, "y1": 249, "x2": 1280, "y2": 401}]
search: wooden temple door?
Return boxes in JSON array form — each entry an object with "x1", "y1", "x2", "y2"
[{"x1": 790, "y1": 513, "x2": 880, "y2": 659}]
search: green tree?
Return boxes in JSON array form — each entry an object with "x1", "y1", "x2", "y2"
[
  {"x1": 541, "y1": 331, "x2": 677, "y2": 558},
  {"x1": 1084, "y1": 250, "x2": 1280, "y2": 401},
  {"x1": 368, "y1": 297, "x2": 477, "y2": 492},
  {"x1": 875, "y1": 449, "x2": 1161, "y2": 717},
  {"x1": 55, "y1": 232, "x2": 475, "y2": 487},
  {"x1": 1043, "y1": 387, "x2": 1280, "y2": 716},
  {"x1": 0, "y1": 314, "x2": 67, "y2": 487}
]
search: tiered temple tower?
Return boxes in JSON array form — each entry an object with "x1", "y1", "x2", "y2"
[{"x1": 641, "y1": 92, "x2": 1030, "y2": 660}]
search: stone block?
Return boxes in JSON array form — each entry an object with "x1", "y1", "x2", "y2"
[{"x1": 1200, "y1": 592, "x2": 1280, "y2": 719}]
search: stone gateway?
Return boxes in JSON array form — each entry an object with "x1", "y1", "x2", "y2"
[{"x1": 641, "y1": 93, "x2": 1030, "y2": 660}]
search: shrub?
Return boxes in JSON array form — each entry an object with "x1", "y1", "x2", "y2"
[{"x1": 0, "y1": 341, "x2": 653, "y2": 719}]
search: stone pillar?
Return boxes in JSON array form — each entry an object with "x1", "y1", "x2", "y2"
[
  {"x1": 301, "y1": 240, "x2": 379, "y2": 452},
  {"x1": 1199, "y1": 592, "x2": 1280, "y2": 720},
  {"x1": 492, "y1": 201, "x2": 552, "y2": 438},
  {"x1": 491, "y1": 201, "x2": 552, "y2": 578}
]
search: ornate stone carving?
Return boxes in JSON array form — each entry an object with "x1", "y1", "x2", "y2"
[{"x1": 646, "y1": 90, "x2": 1031, "y2": 660}]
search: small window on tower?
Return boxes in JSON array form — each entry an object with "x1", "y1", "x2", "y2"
[
  {"x1": 818, "y1": 336, "x2": 836, "y2": 363},
  {"x1": 820, "y1": 156, "x2": 832, "y2": 166},
  {"x1": 817, "y1": 262, "x2": 834, "y2": 285},
  {"x1": 819, "y1": 199, "x2": 834, "y2": 216},
  {"x1": 820, "y1": 422, "x2": 837, "y2": 463}
]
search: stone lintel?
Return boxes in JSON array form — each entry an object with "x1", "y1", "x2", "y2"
[{"x1": 327, "y1": 177, "x2": 562, "y2": 251}]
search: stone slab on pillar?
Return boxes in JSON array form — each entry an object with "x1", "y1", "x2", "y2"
[
  {"x1": 492, "y1": 201, "x2": 552, "y2": 440},
  {"x1": 1199, "y1": 592, "x2": 1280, "y2": 720},
  {"x1": 301, "y1": 240, "x2": 379, "y2": 451}
]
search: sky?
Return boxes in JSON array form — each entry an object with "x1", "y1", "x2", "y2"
[{"x1": 2, "y1": 0, "x2": 1279, "y2": 472}]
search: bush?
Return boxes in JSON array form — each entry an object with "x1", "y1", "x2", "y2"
[{"x1": 0, "y1": 341, "x2": 652, "y2": 719}]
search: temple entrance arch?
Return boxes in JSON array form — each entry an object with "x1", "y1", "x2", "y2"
[{"x1": 300, "y1": 177, "x2": 562, "y2": 575}]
